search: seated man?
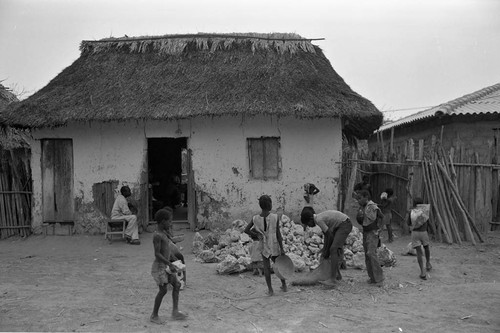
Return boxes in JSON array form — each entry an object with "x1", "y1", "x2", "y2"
[{"x1": 111, "y1": 185, "x2": 140, "y2": 245}]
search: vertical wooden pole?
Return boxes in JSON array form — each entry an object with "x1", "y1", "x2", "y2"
[
  {"x1": 485, "y1": 142, "x2": 493, "y2": 232},
  {"x1": 404, "y1": 139, "x2": 415, "y2": 235},
  {"x1": 187, "y1": 149, "x2": 197, "y2": 231},
  {"x1": 390, "y1": 128, "x2": 394, "y2": 158},
  {"x1": 380, "y1": 131, "x2": 386, "y2": 162},
  {"x1": 437, "y1": 161, "x2": 476, "y2": 244},
  {"x1": 346, "y1": 152, "x2": 358, "y2": 202},
  {"x1": 474, "y1": 153, "x2": 485, "y2": 233},
  {"x1": 423, "y1": 159, "x2": 450, "y2": 243},
  {"x1": 418, "y1": 139, "x2": 424, "y2": 160},
  {"x1": 468, "y1": 152, "x2": 476, "y2": 222}
]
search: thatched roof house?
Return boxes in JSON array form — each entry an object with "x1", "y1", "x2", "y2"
[
  {"x1": 3, "y1": 33, "x2": 381, "y2": 139},
  {"x1": 0, "y1": 84, "x2": 28, "y2": 150},
  {"x1": 2, "y1": 33, "x2": 382, "y2": 234}
]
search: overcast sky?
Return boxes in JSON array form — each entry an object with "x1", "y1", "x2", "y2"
[{"x1": 1, "y1": 0, "x2": 499, "y2": 120}]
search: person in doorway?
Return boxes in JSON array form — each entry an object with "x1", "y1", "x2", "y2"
[
  {"x1": 150, "y1": 209, "x2": 188, "y2": 324},
  {"x1": 111, "y1": 185, "x2": 140, "y2": 245},
  {"x1": 379, "y1": 188, "x2": 396, "y2": 242},
  {"x1": 300, "y1": 209, "x2": 353, "y2": 286},
  {"x1": 357, "y1": 190, "x2": 385, "y2": 285},
  {"x1": 407, "y1": 198, "x2": 432, "y2": 280},
  {"x1": 163, "y1": 175, "x2": 182, "y2": 210},
  {"x1": 244, "y1": 195, "x2": 287, "y2": 296},
  {"x1": 353, "y1": 175, "x2": 372, "y2": 199}
]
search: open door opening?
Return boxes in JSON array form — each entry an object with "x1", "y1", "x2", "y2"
[{"x1": 148, "y1": 138, "x2": 190, "y2": 229}]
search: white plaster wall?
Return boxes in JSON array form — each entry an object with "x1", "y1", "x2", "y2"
[
  {"x1": 30, "y1": 122, "x2": 147, "y2": 230},
  {"x1": 30, "y1": 116, "x2": 342, "y2": 231},
  {"x1": 185, "y1": 115, "x2": 342, "y2": 226}
]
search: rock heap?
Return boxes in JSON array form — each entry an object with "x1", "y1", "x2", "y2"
[{"x1": 193, "y1": 216, "x2": 396, "y2": 275}]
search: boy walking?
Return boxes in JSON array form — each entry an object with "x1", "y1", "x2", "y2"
[
  {"x1": 357, "y1": 190, "x2": 385, "y2": 285},
  {"x1": 150, "y1": 209, "x2": 188, "y2": 324},
  {"x1": 408, "y1": 198, "x2": 432, "y2": 280},
  {"x1": 244, "y1": 195, "x2": 287, "y2": 296}
]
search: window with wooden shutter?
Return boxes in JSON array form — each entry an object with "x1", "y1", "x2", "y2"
[{"x1": 247, "y1": 137, "x2": 281, "y2": 180}]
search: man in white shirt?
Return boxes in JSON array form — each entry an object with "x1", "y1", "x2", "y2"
[{"x1": 111, "y1": 185, "x2": 140, "y2": 245}]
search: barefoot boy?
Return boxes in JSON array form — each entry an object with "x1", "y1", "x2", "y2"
[
  {"x1": 244, "y1": 195, "x2": 287, "y2": 296},
  {"x1": 150, "y1": 209, "x2": 187, "y2": 324},
  {"x1": 408, "y1": 198, "x2": 432, "y2": 280}
]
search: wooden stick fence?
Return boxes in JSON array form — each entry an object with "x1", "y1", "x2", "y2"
[
  {"x1": 0, "y1": 149, "x2": 32, "y2": 239},
  {"x1": 341, "y1": 141, "x2": 495, "y2": 245}
]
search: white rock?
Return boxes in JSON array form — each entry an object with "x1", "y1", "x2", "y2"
[
  {"x1": 377, "y1": 244, "x2": 397, "y2": 267},
  {"x1": 237, "y1": 256, "x2": 252, "y2": 270},
  {"x1": 310, "y1": 234, "x2": 323, "y2": 245},
  {"x1": 198, "y1": 250, "x2": 218, "y2": 263},
  {"x1": 351, "y1": 240, "x2": 364, "y2": 253},
  {"x1": 281, "y1": 214, "x2": 292, "y2": 225},
  {"x1": 231, "y1": 219, "x2": 247, "y2": 232},
  {"x1": 239, "y1": 233, "x2": 251, "y2": 243},
  {"x1": 229, "y1": 230, "x2": 241, "y2": 242},
  {"x1": 351, "y1": 252, "x2": 365, "y2": 269},
  {"x1": 292, "y1": 224, "x2": 304, "y2": 236},
  {"x1": 343, "y1": 248, "x2": 354, "y2": 258},
  {"x1": 287, "y1": 253, "x2": 306, "y2": 272},
  {"x1": 216, "y1": 255, "x2": 240, "y2": 274}
]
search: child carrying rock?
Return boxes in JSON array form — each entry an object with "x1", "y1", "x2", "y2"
[{"x1": 407, "y1": 198, "x2": 432, "y2": 280}]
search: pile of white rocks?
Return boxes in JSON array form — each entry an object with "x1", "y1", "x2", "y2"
[{"x1": 192, "y1": 216, "x2": 396, "y2": 275}]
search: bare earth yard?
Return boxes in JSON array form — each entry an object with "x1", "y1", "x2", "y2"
[{"x1": 1, "y1": 227, "x2": 499, "y2": 333}]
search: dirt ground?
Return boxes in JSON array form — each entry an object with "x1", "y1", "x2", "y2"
[{"x1": 1, "y1": 225, "x2": 500, "y2": 333}]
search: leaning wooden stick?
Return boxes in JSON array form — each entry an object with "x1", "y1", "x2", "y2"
[{"x1": 437, "y1": 161, "x2": 484, "y2": 243}]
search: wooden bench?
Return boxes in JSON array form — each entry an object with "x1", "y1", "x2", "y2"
[
  {"x1": 42, "y1": 220, "x2": 74, "y2": 236},
  {"x1": 105, "y1": 219, "x2": 127, "y2": 242}
]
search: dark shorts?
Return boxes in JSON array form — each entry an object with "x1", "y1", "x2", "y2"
[{"x1": 411, "y1": 231, "x2": 430, "y2": 247}]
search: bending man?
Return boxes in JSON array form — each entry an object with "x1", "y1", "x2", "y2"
[{"x1": 301, "y1": 209, "x2": 353, "y2": 286}]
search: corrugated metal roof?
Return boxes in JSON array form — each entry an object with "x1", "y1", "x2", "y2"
[{"x1": 378, "y1": 82, "x2": 500, "y2": 132}]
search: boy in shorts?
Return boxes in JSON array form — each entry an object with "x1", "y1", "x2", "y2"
[
  {"x1": 150, "y1": 209, "x2": 188, "y2": 324},
  {"x1": 407, "y1": 198, "x2": 432, "y2": 280}
]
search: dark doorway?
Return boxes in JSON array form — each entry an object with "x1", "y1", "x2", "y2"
[{"x1": 148, "y1": 138, "x2": 189, "y2": 226}]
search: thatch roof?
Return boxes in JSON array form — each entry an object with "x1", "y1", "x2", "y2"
[
  {"x1": 3, "y1": 33, "x2": 382, "y2": 139},
  {"x1": 0, "y1": 84, "x2": 29, "y2": 149},
  {"x1": 0, "y1": 83, "x2": 18, "y2": 110}
]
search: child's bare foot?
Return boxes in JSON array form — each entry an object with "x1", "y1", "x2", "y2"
[
  {"x1": 319, "y1": 279, "x2": 337, "y2": 287},
  {"x1": 172, "y1": 311, "x2": 188, "y2": 320},
  {"x1": 280, "y1": 285, "x2": 287, "y2": 292},
  {"x1": 253, "y1": 269, "x2": 260, "y2": 276},
  {"x1": 419, "y1": 274, "x2": 427, "y2": 280},
  {"x1": 266, "y1": 289, "x2": 274, "y2": 296},
  {"x1": 150, "y1": 315, "x2": 164, "y2": 325},
  {"x1": 426, "y1": 263, "x2": 432, "y2": 271}
]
